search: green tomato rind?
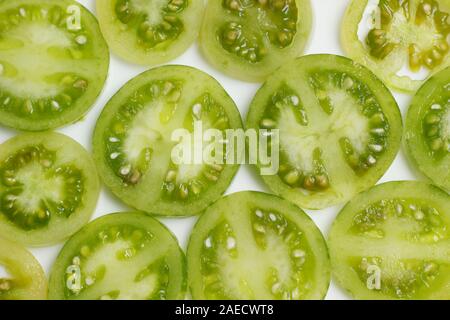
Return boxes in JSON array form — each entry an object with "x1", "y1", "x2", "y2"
[
  {"x1": 200, "y1": 0, "x2": 312, "y2": 82},
  {"x1": 0, "y1": 0, "x2": 109, "y2": 131},
  {"x1": 96, "y1": 0, "x2": 204, "y2": 66},
  {"x1": 405, "y1": 67, "x2": 450, "y2": 193},
  {"x1": 329, "y1": 181, "x2": 450, "y2": 300},
  {"x1": 341, "y1": 0, "x2": 450, "y2": 93},
  {"x1": 0, "y1": 237, "x2": 47, "y2": 300},
  {"x1": 48, "y1": 212, "x2": 187, "y2": 300},
  {"x1": 246, "y1": 54, "x2": 403, "y2": 210},
  {"x1": 187, "y1": 191, "x2": 331, "y2": 300},
  {"x1": 0, "y1": 132, "x2": 100, "y2": 246},
  {"x1": 93, "y1": 65, "x2": 243, "y2": 217}
]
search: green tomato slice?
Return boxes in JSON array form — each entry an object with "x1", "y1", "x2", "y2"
[
  {"x1": 246, "y1": 54, "x2": 402, "y2": 210},
  {"x1": 405, "y1": 67, "x2": 450, "y2": 192},
  {"x1": 342, "y1": 0, "x2": 450, "y2": 92},
  {"x1": 0, "y1": 0, "x2": 109, "y2": 131},
  {"x1": 0, "y1": 132, "x2": 100, "y2": 246},
  {"x1": 329, "y1": 181, "x2": 450, "y2": 300},
  {"x1": 48, "y1": 212, "x2": 186, "y2": 300},
  {"x1": 0, "y1": 237, "x2": 47, "y2": 300},
  {"x1": 187, "y1": 191, "x2": 330, "y2": 300},
  {"x1": 96, "y1": 0, "x2": 204, "y2": 65},
  {"x1": 200, "y1": 0, "x2": 312, "y2": 82},
  {"x1": 93, "y1": 65, "x2": 243, "y2": 217}
]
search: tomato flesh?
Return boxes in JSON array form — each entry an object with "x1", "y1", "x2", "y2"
[
  {"x1": 93, "y1": 65, "x2": 243, "y2": 216},
  {"x1": 405, "y1": 67, "x2": 450, "y2": 192},
  {"x1": 342, "y1": 0, "x2": 450, "y2": 92},
  {"x1": 246, "y1": 54, "x2": 402, "y2": 209},
  {"x1": 200, "y1": 0, "x2": 312, "y2": 82},
  {"x1": 187, "y1": 191, "x2": 330, "y2": 300},
  {"x1": 329, "y1": 181, "x2": 450, "y2": 300},
  {"x1": 0, "y1": 237, "x2": 47, "y2": 300},
  {"x1": 49, "y1": 212, "x2": 186, "y2": 300},
  {"x1": 96, "y1": 0, "x2": 204, "y2": 65},
  {"x1": 0, "y1": 0, "x2": 109, "y2": 131},
  {"x1": 0, "y1": 132, "x2": 99, "y2": 246}
]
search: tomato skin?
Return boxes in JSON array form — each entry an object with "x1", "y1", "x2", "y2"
[
  {"x1": 187, "y1": 191, "x2": 331, "y2": 300},
  {"x1": 93, "y1": 65, "x2": 243, "y2": 217},
  {"x1": 200, "y1": 0, "x2": 312, "y2": 82},
  {"x1": 341, "y1": 0, "x2": 450, "y2": 93},
  {"x1": 0, "y1": 0, "x2": 109, "y2": 131},
  {"x1": 48, "y1": 212, "x2": 187, "y2": 300},
  {"x1": 96, "y1": 0, "x2": 204, "y2": 66},
  {"x1": 405, "y1": 67, "x2": 450, "y2": 193},
  {"x1": 0, "y1": 237, "x2": 47, "y2": 300},
  {"x1": 0, "y1": 132, "x2": 100, "y2": 247},
  {"x1": 246, "y1": 54, "x2": 403, "y2": 210},
  {"x1": 329, "y1": 181, "x2": 450, "y2": 300}
]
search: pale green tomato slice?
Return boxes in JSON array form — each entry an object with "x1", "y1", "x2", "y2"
[
  {"x1": 187, "y1": 191, "x2": 330, "y2": 300},
  {"x1": 330, "y1": 181, "x2": 450, "y2": 300},
  {"x1": 342, "y1": 0, "x2": 450, "y2": 92}
]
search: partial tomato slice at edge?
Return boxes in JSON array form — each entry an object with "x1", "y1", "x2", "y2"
[
  {"x1": 48, "y1": 212, "x2": 187, "y2": 300},
  {"x1": 0, "y1": 237, "x2": 47, "y2": 300},
  {"x1": 405, "y1": 67, "x2": 450, "y2": 193},
  {"x1": 329, "y1": 181, "x2": 450, "y2": 300},
  {"x1": 341, "y1": 0, "x2": 450, "y2": 93}
]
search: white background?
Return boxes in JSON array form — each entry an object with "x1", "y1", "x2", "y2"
[{"x1": 0, "y1": 0, "x2": 418, "y2": 300}]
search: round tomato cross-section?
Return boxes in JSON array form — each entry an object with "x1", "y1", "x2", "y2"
[
  {"x1": 247, "y1": 54, "x2": 402, "y2": 209},
  {"x1": 93, "y1": 65, "x2": 243, "y2": 216},
  {"x1": 0, "y1": 0, "x2": 109, "y2": 131}
]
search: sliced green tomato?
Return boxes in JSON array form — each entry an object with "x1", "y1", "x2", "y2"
[
  {"x1": 405, "y1": 67, "x2": 450, "y2": 192},
  {"x1": 246, "y1": 54, "x2": 402, "y2": 210},
  {"x1": 200, "y1": 0, "x2": 312, "y2": 82},
  {"x1": 93, "y1": 65, "x2": 243, "y2": 217},
  {"x1": 0, "y1": 132, "x2": 100, "y2": 246},
  {"x1": 187, "y1": 192, "x2": 330, "y2": 300},
  {"x1": 0, "y1": 237, "x2": 47, "y2": 300},
  {"x1": 96, "y1": 0, "x2": 204, "y2": 65},
  {"x1": 342, "y1": 0, "x2": 450, "y2": 93},
  {"x1": 0, "y1": 0, "x2": 109, "y2": 131},
  {"x1": 48, "y1": 212, "x2": 186, "y2": 300},
  {"x1": 329, "y1": 181, "x2": 450, "y2": 300}
]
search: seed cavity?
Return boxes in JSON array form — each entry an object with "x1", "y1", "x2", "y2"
[
  {"x1": 219, "y1": 22, "x2": 265, "y2": 63},
  {"x1": 117, "y1": 0, "x2": 186, "y2": 48},
  {"x1": 0, "y1": 145, "x2": 84, "y2": 230},
  {"x1": 365, "y1": 0, "x2": 450, "y2": 72},
  {"x1": 351, "y1": 198, "x2": 446, "y2": 243}
]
